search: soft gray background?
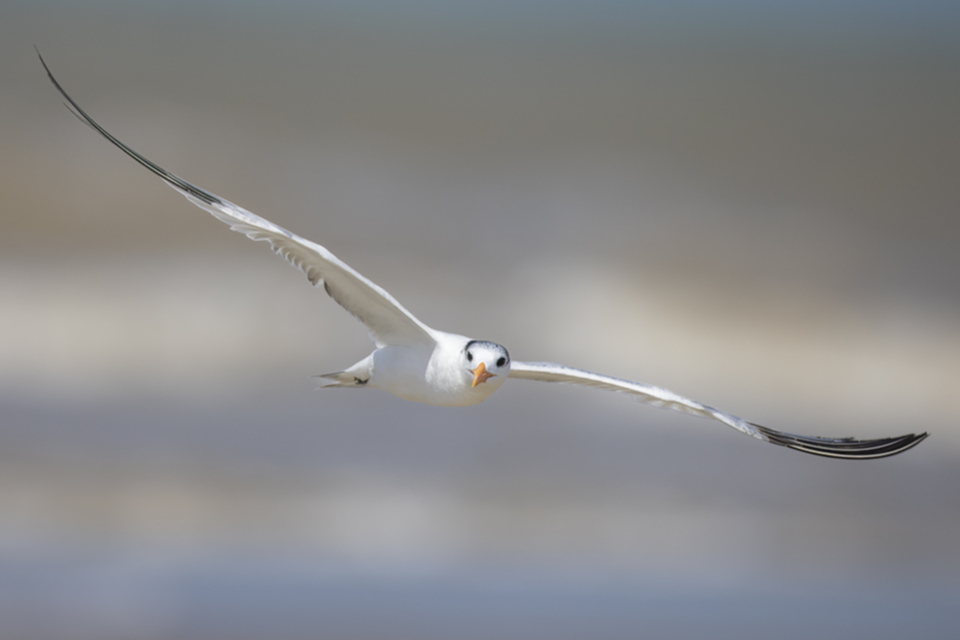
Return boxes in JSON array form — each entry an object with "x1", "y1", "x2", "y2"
[{"x1": 2, "y1": 1, "x2": 958, "y2": 638}]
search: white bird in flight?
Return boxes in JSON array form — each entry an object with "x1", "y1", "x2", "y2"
[{"x1": 40, "y1": 52, "x2": 927, "y2": 459}]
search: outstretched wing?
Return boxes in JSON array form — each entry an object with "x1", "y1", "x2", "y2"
[
  {"x1": 509, "y1": 361, "x2": 927, "y2": 459},
  {"x1": 40, "y1": 51, "x2": 436, "y2": 349}
]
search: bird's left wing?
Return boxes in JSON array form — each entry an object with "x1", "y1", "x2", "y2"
[
  {"x1": 39, "y1": 51, "x2": 436, "y2": 349},
  {"x1": 508, "y1": 361, "x2": 927, "y2": 459}
]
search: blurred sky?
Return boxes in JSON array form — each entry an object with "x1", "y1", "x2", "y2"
[{"x1": 1, "y1": 1, "x2": 959, "y2": 639}]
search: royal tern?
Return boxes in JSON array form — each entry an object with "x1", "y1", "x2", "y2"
[{"x1": 40, "y1": 51, "x2": 927, "y2": 459}]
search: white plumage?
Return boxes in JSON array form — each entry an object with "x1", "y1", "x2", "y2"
[{"x1": 40, "y1": 51, "x2": 927, "y2": 459}]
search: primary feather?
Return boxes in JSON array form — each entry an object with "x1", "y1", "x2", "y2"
[{"x1": 39, "y1": 50, "x2": 435, "y2": 350}]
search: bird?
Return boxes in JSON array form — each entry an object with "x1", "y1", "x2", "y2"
[{"x1": 39, "y1": 51, "x2": 927, "y2": 460}]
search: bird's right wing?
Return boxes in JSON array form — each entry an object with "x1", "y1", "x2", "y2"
[
  {"x1": 509, "y1": 361, "x2": 928, "y2": 459},
  {"x1": 40, "y1": 51, "x2": 436, "y2": 349}
]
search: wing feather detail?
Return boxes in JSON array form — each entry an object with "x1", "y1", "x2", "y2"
[
  {"x1": 40, "y1": 50, "x2": 435, "y2": 349},
  {"x1": 509, "y1": 361, "x2": 928, "y2": 459}
]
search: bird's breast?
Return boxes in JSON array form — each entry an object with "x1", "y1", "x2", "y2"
[{"x1": 369, "y1": 344, "x2": 499, "y2": 407}]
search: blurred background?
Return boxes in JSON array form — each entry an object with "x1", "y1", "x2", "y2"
[{"x1": 2, "y1": 1, "x2": 959, "y2": 638}]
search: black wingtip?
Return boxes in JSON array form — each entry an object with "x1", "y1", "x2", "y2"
[
  {"x1": 753, "y1": 423, "x2": 928, "y2": 459},
  {"x1": 37, "y1": 49, "x2": 222, "y2": 207}
]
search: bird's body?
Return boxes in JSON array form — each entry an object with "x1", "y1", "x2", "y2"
[
  {"x1": 40, "y1": 51, "x2": 927, "y2": 459},
  {"x1": 327, "y1": 335, "x2": 509, "y2": 407}
]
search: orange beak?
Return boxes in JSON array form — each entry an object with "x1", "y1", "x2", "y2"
[{"x1": 471, "y1": 362, "x2": 496, "y2": 387}]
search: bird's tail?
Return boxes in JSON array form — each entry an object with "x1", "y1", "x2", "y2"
[
  {"x1": 313, "y1": 371, "x2": 368, "y2": 388},
  {"x1": 313, "y1": 354, "x2": 374, "y2": 388}
]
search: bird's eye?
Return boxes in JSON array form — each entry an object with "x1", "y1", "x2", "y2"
[
  {"x1": 496, "y1": 357, "x2": 506, "y2": 367},
  {"x1": 467, "y1": 352, "x2": 473, "y2": 362}
]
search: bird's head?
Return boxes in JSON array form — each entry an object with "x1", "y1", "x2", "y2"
[{"x1": 462, "y1": 339, "x2": 511, "y2": 390}]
